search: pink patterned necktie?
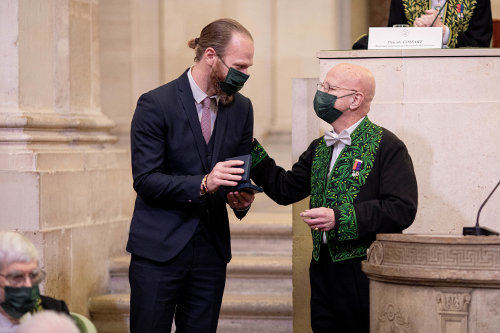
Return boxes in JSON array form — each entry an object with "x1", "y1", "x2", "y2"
[{"x1": 201, "y1": 97, "x2": 212, "y2": 144}]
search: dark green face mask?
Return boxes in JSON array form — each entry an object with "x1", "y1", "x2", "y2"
[
  {"x1": 0, "y1": 285, "x2": 39, "y2": 319},
  {"x1": 313, "y1": 90, "x2": 354, "y2": 124},
  {"x1": 218, "y1": 56, "x2": 249, "y2": 96}
]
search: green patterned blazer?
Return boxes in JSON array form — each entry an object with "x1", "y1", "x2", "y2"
[
  {"x1": 388, "y1": 0, "x2": 492, "y2": 48},
  {"x1": 250, "y1": 117, "x2": 418, "y2": 262}
]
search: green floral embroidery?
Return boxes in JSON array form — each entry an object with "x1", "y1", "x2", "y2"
[
  {"x1": 328, "y1": 238, "x2": 374, "y2": 262},
  {"x1": 310, "y1": 118, "x2": 383, "y2": 262},
  {"x1": 33, "y1": 294, "x2": 43, "y2": 313},
  {"x1": 444, "y1": 0, "x2": 476, "y2": 47},
  {"x1": 402, "y1": 0, "x2": 428, "y2": 25},
  {"x1": 311, "y1": 142, "x2": 332, "y2": 260},
  {"x1": 336, "y1": 204, "x2": 357, "y2": 241},
  {"x1": 251, "y1": 140, "x2": 268, "y2": 168},
  {"x1": 402, "y1": 0, "x2": 477, "y2": 48}
]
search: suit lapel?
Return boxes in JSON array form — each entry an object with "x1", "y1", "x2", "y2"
[
  {"x1": 211, "y1": 103, "x2": 228, "y2": 169},
  {"x1": 177, "y1": 71, "x2": 210, "y2": 173}
]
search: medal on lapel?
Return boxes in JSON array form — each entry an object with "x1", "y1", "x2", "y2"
[
  {"x1": 457, "y1": 3, "x2": 464, "y2": 19},
  {"x1": 352, "y1": 159, "x2": 363, "y2": 177}
]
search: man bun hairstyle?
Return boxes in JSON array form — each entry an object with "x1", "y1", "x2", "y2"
[{"x1": 188, "y1": 18, "x2": 253, "y2": 62}]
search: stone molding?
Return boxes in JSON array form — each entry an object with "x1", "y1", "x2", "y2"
[
  {"x1": 377, "y1": 241, "x2": 500, "y2": 270},
  {"x1": 436, "y1": 292, "x2": 471, "y2": 333},
  {"x1": 363, "y1": 234, "x2": 500, "y2": 287},
  {"x1": 436, "y1": 292, "x2": 472, "y2": 313},
  {"x1": 375, "y1": 303, "x2": 412, "y2": 333},
  {"x1": 0, "y1": 111, "x2": 117, "y2": 144}
]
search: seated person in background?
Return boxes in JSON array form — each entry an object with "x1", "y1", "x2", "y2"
[
  {"x1": 17, "y1": 310, "x2": 79, "y2": 333},
  {"x1": 0, "y1": 231, "x2": 70, "y2": 333},
  {"x1": 353, "y1": 0, "x2": 492, "y2": 49}
]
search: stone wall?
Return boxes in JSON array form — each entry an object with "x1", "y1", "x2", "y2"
[{"x1": 0, "y1": 0, "x2": 134, "y2": 315}]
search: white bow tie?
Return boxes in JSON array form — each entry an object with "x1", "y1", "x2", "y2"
[{"x1": 324, "y1": 130, "x2": 351, "y2": 147}]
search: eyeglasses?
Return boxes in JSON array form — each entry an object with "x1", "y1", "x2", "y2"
[
  {"x1": 317, "y1": 82, "x2": 357, "y2": 94},
  {"x1": 218, "y1": 54, "x2": 230, "y2": 70},
  {"x1": 0, "y1": 269, "x2": 46, "y2": 287}
]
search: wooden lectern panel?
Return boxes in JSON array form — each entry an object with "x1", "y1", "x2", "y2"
[{"x1": 493, "y1": 19, "x2": 500, "y2": 48}]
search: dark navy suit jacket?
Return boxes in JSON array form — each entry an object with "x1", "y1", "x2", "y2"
[{"x1": 126, "y1": 69, "x2": 253, "y2": 263}]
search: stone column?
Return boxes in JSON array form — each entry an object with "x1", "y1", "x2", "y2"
[
  {"x1": 0, "y1": 0, "x2": 133, "y2": 315},
  {"x1": 363, "y1": 234, "x2": 500, "y2": 333},
  {"x1": 291, "y1": 78, "x2": 327, "y2": 333},
  {"x1": 99, "y1": 0, "x2": 160, "y2": 148}
]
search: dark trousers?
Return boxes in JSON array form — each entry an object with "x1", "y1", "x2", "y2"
[
  {"x1": 129, "y1": 226, "x2": 227, "y2": 333},
  {"x1": 309, "y1": 245, "x2": 369, "y2": 333}
]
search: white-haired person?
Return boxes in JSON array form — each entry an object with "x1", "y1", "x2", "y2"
[
  {"x1": 17, "y1": 310, "x2": 79, "y2": 333},
  {"x1": 0, "y1": 231, "x2": 70, "y2": 332}
]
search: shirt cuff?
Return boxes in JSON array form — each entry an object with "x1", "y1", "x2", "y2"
[{"x1": 442, "y1": 26, "x2": 450, "y2": 46}]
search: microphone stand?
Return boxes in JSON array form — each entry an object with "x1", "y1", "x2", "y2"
[
  {"x1": 463, "y1": 180, "x2": 500, "y2": 236},
  {"x1": 430, "y1": 0, "x2": 449, "y2": 27}
]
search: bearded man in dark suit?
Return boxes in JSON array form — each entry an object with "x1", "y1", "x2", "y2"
[{"x1": 127, "y1": 18, "x2": 256, "y2": 333}]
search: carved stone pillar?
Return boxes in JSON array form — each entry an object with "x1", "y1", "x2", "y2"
[
  {"x1": 436, "y1": 291, "x2": 471, "y2": 333},
  {"x1": 363, "y1": 234, "x2": 500, "y2": 333},
  {"x1": 0, "y1": 0, "x2": 133, "y2": 315}
]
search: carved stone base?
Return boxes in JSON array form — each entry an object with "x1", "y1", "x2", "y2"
[{"x1": 363, "y1": 234, "x2": 500, "y2": 333}]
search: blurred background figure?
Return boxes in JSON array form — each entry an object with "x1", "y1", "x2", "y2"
[
  {"x1": 17, "y1": 310, "x2": 79, "y2": 333},
  {"x1": 0, "y1": 232, "x2": 70, "y2": 333},
  {"x1": 353, "y1": 0, "x2": 493, "y2": 48},
  {"x1": 388, "y1": 0, "x2": 492, "y2": 47}
]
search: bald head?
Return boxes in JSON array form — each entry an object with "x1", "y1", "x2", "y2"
[
  {"x1": 326, "y1": 63, "x2": 376, "y2": 104},
  {"x1": 320, "y1": 63, "x2": 376, "y2": 132}
]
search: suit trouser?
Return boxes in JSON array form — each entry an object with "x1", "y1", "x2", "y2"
[
  {"x1": 129, "y1": 225, "x2": 227, "y2": 333},
  {"x1": 309, "y1": 244, "x2": 369, "y2": 333}
]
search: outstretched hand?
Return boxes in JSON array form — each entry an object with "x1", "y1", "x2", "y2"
[
  {"x1": 227, "y1": 191, "x2": 255, "y2": 210},
  {"x1": 300, "y1": 207, "x2": 336, "y2": 232},
  {"x1": 414, "y1": 9, "x2": 446, "y2": 36}
]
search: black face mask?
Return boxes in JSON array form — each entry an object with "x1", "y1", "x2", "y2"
[
  {"x1": 217, "y1": 56, "x2": 249, "y2": 95},
  {"x1": 0, "y1": 285, "x2": 39, "y2": 319},
  {"x1": 313, "y1": 90, "x2": 355, "y2": 124}
]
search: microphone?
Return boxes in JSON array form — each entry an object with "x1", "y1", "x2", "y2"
[
  {"x1": 463, "y1": 180, "x2": 500, "y2": 236},
  {"x1": 430, "y1": 0, "x2": 449, "y2": 27}
]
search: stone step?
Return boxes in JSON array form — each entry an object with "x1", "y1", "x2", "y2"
[
  {"x1": 108, "y1": 256, "x2": 129, "y2": 294},
  {"x1": 230, "y1": 218, "x2": 292, "y2": 256},
  {"x1": 108, "y1": 254, "x2": 292, "y2": 294},
  {"x1": 89, "y1": 293, "x2": 292, "y2": 333},
  {"x1": 228, "y1": 255, "x2": 291, "y2": 276},
  {"x1": 225, "y1": 276, "x2": 292, "y2": 297},
  {"x1": 90, "y1": 195, "x2": 294, "y2": 332},
  {"x1": 220, "y1": 294, "x2": 292, "y2": 318},
  {"x1": 217, "y1": 318, "x2": 293, "y2": 333},
  {"x1": 231, "y1": 237, "x2": 292, "y2": 256},
  {"x1": 230, "y1": 220, "x2": 292, "y2": 238},
  {"x1": 230, "y1": 210, "x2": 292, "y2": 226},
  {"x1": 225, "y1": 255, "x2": 292, "y2": 297},
  {"x1": 88, "y1": 294, "x2": 129, "y2": 333}
]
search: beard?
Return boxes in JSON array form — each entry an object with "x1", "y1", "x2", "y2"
[{"x1": 210, "y1": 63, "x2": 234, "y2": 105}]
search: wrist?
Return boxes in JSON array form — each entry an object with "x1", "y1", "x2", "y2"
[
  {"x1": 200, "y1": 174, "x2": 209, "y2": 195},
  {"x1": 235, "y1": 204, "x2": 251, "y2": 212}
]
